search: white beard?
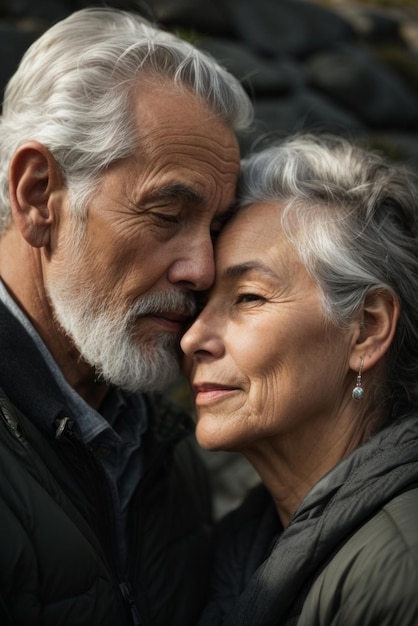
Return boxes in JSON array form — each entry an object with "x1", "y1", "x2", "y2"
[{"x1": 46, "y1": 225, "x2": 196, "y2": 392}]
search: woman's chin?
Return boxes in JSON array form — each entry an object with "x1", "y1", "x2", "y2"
[
  {"x1": 196, "y1": 434, "x2": 227, "y2": 452},
  {"x1": 196, "y1": 421, "x2": 242, "y2": 452}
]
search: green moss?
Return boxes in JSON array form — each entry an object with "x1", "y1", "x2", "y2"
[
  {"x1": 375, "y1": 44, "x2": 418, "y2": 96},
  {"x1": 358, "y1": 135, "x2": 408, "y2": 162}
]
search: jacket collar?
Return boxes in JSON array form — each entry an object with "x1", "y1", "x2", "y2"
[{"x1": 0, "y1": 300, "x2": 72, "y2": 434}]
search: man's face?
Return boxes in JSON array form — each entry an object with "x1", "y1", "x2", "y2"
[{"x1": 46, "y1": 80, "x2": 240, "y2": 392}]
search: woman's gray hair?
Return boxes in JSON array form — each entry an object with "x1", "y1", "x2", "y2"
[
  {"x1": 239, "y1": 133, "x2": 418, "y2": 415},
  {"x1": 0, "y1": 7, "x2": 253, "y2": 233}
]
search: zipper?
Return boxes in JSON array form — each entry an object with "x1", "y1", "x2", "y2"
[
  {"x1": 119, "y1": 581, "x2": 143, "y2": 626},
  {"x1": 55, "y1": 417, "x2": 143, "y2": 626},
  {"x1": 125, "y1": 434, "x2": 174, "y2": 622}
]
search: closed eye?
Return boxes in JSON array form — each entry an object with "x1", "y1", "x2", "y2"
[
  {"x1": 153, "y1": 212, "x2": 179, "y2": 223},
  {"x1": 237, "y1": 293, "x2": 265, "y2": 303}
]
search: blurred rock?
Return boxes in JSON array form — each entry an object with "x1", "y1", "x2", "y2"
[
  {"x1": 403, "y1": 20, "x2": 418, "y2": 53},
  {"x1": 240, "y1": 91, "x2": 365, "y2": 154},
  {"x1": 227, "y1": 0, "x2": 355, "y2": 57},
  {"x1": 304, "y1": 44, "x2": 418, "y2": 129},
  {"x1": 198, "y1": 448, "x2": 261, "y2": 520},
  {"x1": 4, "y1": 0, "x2": 73, "y2": 20},
  {"x1": 143, "y1": 0, "x2": 232, "y2": 35},
  {"x1": 0, "y1": 24, "x2": 41, "y2": 103},
  {"x1": 198, "y1": 37, "x2": 302, "y2": 95}
]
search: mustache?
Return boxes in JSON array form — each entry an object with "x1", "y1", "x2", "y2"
[{"x1": 129, "y1": 290, "x2": 198, "y2": 318}]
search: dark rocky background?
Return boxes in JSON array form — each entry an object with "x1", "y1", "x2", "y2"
[
  {"x1": 1, "y1": 0, "x2": 418, "y2": 516},
  {"x1": 1, "y1": 0, "x2": 418, "y2": 164}
]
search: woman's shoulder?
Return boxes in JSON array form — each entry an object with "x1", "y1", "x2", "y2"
[
  {"x1": 335, "y1": 486, "x2": 418, "y2": 568},
  {"x1": 299, "y1": 487, "x2": 418, "y2": 626}
]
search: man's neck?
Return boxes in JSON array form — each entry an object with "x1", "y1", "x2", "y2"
[{"x1": 0, "y1": 226, "x2": 110, "y2": 409}]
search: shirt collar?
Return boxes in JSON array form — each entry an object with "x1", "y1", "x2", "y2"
[{"x1": 0, "y1": 279, "x2": 147, "y2": 444}]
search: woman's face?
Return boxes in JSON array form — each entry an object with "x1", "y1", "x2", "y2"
[{"x1": 181, "y1": 202, "x2": 356, "y2": 452}]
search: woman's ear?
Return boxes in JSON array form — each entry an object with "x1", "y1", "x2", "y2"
[
  {"x1": 349, "y1": 289, "x2": 400, "y2": 372},
  {"x1": 9, "y1": 141, "x2": 64, "y2": 248}
]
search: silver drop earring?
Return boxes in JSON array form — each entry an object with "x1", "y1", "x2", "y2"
[{"x1": 352, "y1": 357, "x2": 365, "y2": 401}]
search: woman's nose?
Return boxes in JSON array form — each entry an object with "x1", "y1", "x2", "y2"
[{"x1": 181, "y1": 312, "x2": 224, "y2": 361}]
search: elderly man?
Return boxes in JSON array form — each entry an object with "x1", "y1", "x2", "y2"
[{"x1": 0, "y1": 8, "x2": 252, "y2": 626}]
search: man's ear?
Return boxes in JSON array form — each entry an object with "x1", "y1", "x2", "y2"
[
  {"x1": 349, "y1": 289, "x2": 400, "y2": 372},
  {"x1": 9, "y1": 141, "x2": 65, "y2": 248}
]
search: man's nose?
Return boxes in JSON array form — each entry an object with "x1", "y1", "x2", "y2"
[{"x1": 167, "y1": 238, "x2": 215, "y2": 291}]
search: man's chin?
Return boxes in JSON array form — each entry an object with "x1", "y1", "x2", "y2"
[{"x1": 92, "y1": 341, "x2": 182, "y2": 393}]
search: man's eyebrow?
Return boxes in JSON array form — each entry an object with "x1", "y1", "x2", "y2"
[
  {"x1": 223, "y1": 261, "x2": 277, "y2": 280},
  {"x1": 145, "y1": 183, "x2": 204, "y2": 205}
]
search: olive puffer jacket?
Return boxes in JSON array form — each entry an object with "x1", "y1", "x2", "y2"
[
  {"x1": 198, "y1": 413, "x2": 418, "y2": 626},
  {"x1": 0, "y1": 302, "x2": 213, "y2": 626}
]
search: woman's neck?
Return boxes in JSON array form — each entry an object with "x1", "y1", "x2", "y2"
[{"x1": 241, "y1": 406, "x2": 383, "y2": 527}]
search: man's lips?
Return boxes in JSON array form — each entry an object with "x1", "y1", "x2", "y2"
[
  {"x1": 146, "y1": 312, "x2": 191, "y2": 331},
  {"x1": 193, "y1": 383, "x2": 239, "y2": 405}
]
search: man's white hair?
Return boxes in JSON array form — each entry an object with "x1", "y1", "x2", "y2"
[{"x1": 0, "y1": 7, "x2": 253, "y2": 233}]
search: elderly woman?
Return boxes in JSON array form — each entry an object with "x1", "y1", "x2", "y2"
[{"x1": 181, "y1": 134, "x2": 418, "y2": 626}]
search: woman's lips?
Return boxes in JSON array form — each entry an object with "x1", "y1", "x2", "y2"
[{"x1": 193, "y1": 383, "x2": 239, "y2": 405}]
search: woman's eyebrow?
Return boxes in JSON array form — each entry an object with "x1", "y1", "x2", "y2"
[{"x1": 223, "y1": 261, "x2": 277, "y2": 281}]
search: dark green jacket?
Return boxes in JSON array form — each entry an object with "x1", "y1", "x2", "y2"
[
  {"x1": 298, "y1": 487, "x2": 418, "y2": 625},
  {"x1": 199, "y1": 414, "x2": 418, "y2": 626},
  {"x1": 0, "y1": 302, "x2": 213, "y2": 625}
]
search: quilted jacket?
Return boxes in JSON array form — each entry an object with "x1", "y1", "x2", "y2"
[{"x1": 0, "y1": 301, "x2": 213, "y2": 625}]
